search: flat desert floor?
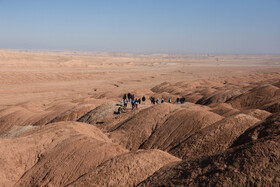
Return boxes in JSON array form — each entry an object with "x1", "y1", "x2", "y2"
[{"x1": 0, "y1": 50, "x2": 280, "y2": 186}]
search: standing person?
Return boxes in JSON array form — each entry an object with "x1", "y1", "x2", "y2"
[
  {"x1": 176, "y1": 98, "x2": 180, "y2": 104},
  {"x1": 123, "y1": 94, "x2": 127, "y2": 101},
  {"x1": 124, "y1": 99, "x2": 128, "y2": 107},
  {"x1": 180, "y1": 97, "x2": 186, "y2": 104},
  {"x1": 138, "y1": 98, "x2": 141, "y2": 104},
  {"x1": 131, "y1": 98, "x2": 135, "y2": 110},
  {"x1": 142, "y1": 96, "x2": 146, "y2": 104},
  {"x1": 151, "y1": 97, "x2": 154, "y2": 104},
  {"x1": 156, "y1": 98, "x2": 160, "y2": 104},
  {"x1": 128, "y1": 93, "x2": 131, "y2": 102},
  {"x1": 169, "y1": 98, "x2": 172, "y2": 103},
  {"x1": 135, "y1": 99, "x2": 138, "y2": 109},
  {"x1": 161, "y1": 98, "x2": 164, "y2": 103}
]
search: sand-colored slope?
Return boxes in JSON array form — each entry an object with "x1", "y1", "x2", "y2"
[
  {"x1": 0, "y1": 102, "x2": 74, "y2": 134},
  {"x1": 138, "y1": 113, "x2": 280, "y2": 186},
  {"x1": 77, "y1": 101, "x2": 149, "y2": 133},
  {"x1": 197, "y1": 89, "x2": 244, "y2": 105},
  {"x1": 70, "y1": 149, "x2": 180, "y2": 187},
  {"x1": 242, "y1": 109, "x2": 271, "y2": 121},
  {"x1": 262, "y1": 101, "x2": 280, "y2": 113},
  {"x1": 0, "y1": 121, "x2": 127, "y2": 186},
  {"x1": 209, "y1": 104, "x2": 271, "y2": 120},
  {"x1": 0, "y1": 106, "x2": 42, "y2": 133},
  {"x1": 209, "y1": 103, "x2": 240, "y2": 117},
  {"x1": 77, "y1": 101, "x2": 119, "y2": 129},
  {"x1": 169, "y1": 114, "x2": 260, "y2": 160},
  {"x1": 0, "y1": 100, "x2": 98, "y2": 135},
  {"x1": 15, "y1": 136, "x2": 127, "y2": 186},
  {"x1": 151, "y1": 73, "x2": 280, "y2": 105},
  {"x1": 141, "y1": 106, "x2": 223, "y2": 151},
  {"x1": 108, "y1": 103, "x2": 179, "y2": 150},
  {"x1": 50, "y1": 104, "x2": 96, "y2": 123},
  {"x1": 232, "y1": 113, "x2": 279, "y2": 147},
  {"x1": 32, "y1": 103, "x2": 79, "y2": 126},
  {"x1": 273, "y1": 80, "x2": 280, "y2": 88},
  {"x1": 228, "y1": 84, "x2": 280, "y2": 110}
]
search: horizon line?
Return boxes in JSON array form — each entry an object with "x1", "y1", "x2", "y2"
[{"x1": 1, "y1": 48, "x2": 280, "y2": 56}]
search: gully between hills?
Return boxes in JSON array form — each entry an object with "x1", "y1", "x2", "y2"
[{"x1": 0, "y1": 72, "x2": 279, "y2": 186}]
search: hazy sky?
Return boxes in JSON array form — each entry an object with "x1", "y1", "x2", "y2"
[{"x1": 0, "y1": 0, "x2": 280, "y2": 54}]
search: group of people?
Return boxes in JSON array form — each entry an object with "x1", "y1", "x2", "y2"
[
  {"x1": 150, "y1": 97, "x2": 172, "y2": 104},
  {"x1": 122, "y1": 93, "x2": 146, "y2": 111},
  {"x1": 149, "y1": 97, "x2": 186, "y2": 104},
  {"x1": 118, "y1": 93, "x2": 186, "y2": 114},
  {"x1": 176, "y1": 97, "x2": 186, "y2": 104}
]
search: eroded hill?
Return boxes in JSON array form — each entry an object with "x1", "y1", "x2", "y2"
[{"x1": 0, "y1": 70, "x2": 279, "y2": 186}]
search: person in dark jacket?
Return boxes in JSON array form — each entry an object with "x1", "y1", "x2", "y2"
[
  {"x1": 131, "y1": 98, "x2": 135, "y2": 110},
  {"x1": 142, "y1": 96, "x2": 146, "y2": 104},
  {"x1": 123, "y1": 94, "x2": 127, "y2": 101},
  {"x1": 180, "y1": 97, "x2": 185, "y2": 104},
  {"x1": 151, "y1": 97, "x2": 155, "y2": 104},
  {"x1": 128, "y1": 93, "x2": 131, "y2": 102}
]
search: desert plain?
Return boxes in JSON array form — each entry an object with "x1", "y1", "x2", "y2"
[{"x1": 0, "y1": 49, "x2": 280, "y2": 186}]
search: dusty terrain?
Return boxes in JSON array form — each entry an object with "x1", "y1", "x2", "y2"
[{"x1": 0, "y1": 49, "x2": 279, "y2": 186}]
